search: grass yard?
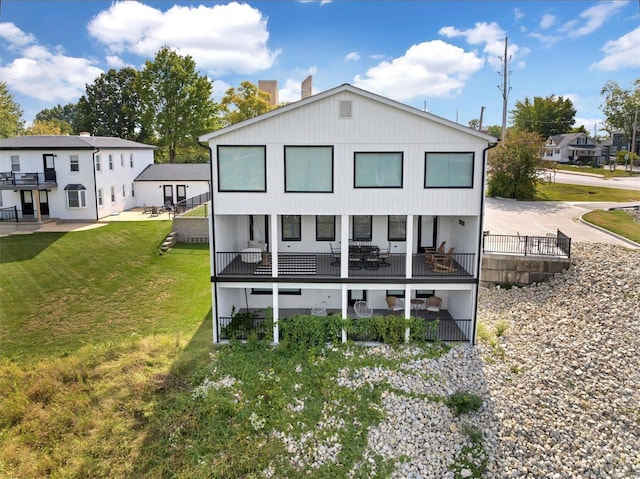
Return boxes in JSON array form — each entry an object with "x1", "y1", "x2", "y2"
[
  {"x1": 0, "y1": 222, "x2": 480, "y2": 478},
  {"x1": 535, "y1": 183, "x2": 640, "y2": 202},
  {"x1": 582, "y1": 210, "x2": 640, "y2": 244},
  {"x1": 552, "y1": 164, "x2": 637, "y2": 178}
]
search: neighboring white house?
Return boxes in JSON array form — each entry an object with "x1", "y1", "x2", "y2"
[
  {"x1": 199, "y1": 84, "x2": 497, "y2": 345},
  {"x1": 542, "y1": 132, "x2": 603, "y2": 165},
  {"x1": 134, "y1": 163, "x2": 210, "y2": 208},
  {"x1": 0, "y1": 134, "x2": 156, "y2": 221}
]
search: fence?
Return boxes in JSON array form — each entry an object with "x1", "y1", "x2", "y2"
[
  {"x1": 482, "y1": 229, "x2": 571, "y2": 257},
  {"x1": 173, "y1": 191, "x2": 210, "y2": 216},
  {"x1": 0, "y1": 206, "x2": 19, "y2": 222}
]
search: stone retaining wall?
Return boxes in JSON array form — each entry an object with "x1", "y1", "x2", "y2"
[
  {"x1": 172, "y1": 216, "x2": 209, "y2": 243},
  {"x1": 480, "y1": 253, "x2": 571, "y2": 287}
]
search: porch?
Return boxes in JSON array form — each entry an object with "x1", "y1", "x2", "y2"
[{"x1": 0, "y1": 171, "x2": 57, "y2": 189}]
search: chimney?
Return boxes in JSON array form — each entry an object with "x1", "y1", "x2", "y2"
[
  {"x1": 258, "y1": 80, "x2": 278, "y2": 106},
  {"x1": 301, "y1": 75, "x2": 312, "y2": 100},
  {"x1": 79, "y1": 132, "x2": 91, "y2": 137}
]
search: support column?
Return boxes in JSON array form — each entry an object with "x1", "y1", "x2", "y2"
[
  {"x1": 341, "y1": 285, "x2": 348, "y2": 343},
  {"x1": 405, "y1": 214, "x2": 414, "y2": 278},
  {"x1": 33, "y1": 189, "x2": 41, "y2": 222},
  {"x1": 272, "y1": 282, "x2": 279, "y2": 344},
  {"x1": 270, "y1": 214, "x2": 278, "y2": 278},
  {"x1": 340, "y1": 215, "x2": 349, "y2": 278}
]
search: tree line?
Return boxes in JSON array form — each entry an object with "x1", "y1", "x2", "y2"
[{"x1": 0, "y1": 46, "x2": 274, "y2": 163}]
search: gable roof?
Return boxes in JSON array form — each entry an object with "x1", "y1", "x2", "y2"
[
  {"x1": 0, "y1": 135, "x2": 157, "y2": 150},
  {"x1": 199, "y1": 83, "x2": 497, "y2": 143},
  {"x1": 546, "y1": 133, "x2": 601, "y2": 148},
  {"x1": 135, "y1": 163, "x2": 210, "y2": 182}
]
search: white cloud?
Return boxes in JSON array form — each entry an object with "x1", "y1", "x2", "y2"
[
  {"x1": 528, "y1": 32, "x2": 562, "y2": 48},
  {"x1": 211, "y1": 79, "x2": 232, "y2": 101},
  {"x1": 563, "y1": 1, "x2": 628, "y2": 38},
  {"x1": 353, "y1": 40, "x2": 484, "y2": 100},
  {"x1": 574, "y1": 117, "x2": 606, "y2": 134},
  {"x1": 591, "y1": 27, "x2": 640, "y2": 70},
  {"x1": 105, "y1": 55, "x2": 127, "y2": 68},
  {"x1": 345, "y1": 51, "x2": 360, "y2": 61},
  {"x1": 539, "y1": 14, "x2": 555, "y2": 30},
  {"x1": 87, "y1": 1, "x2": 280, "y2": 75},
  {"x1": 0, "y1": 22, "x2": 36, "y2": 49},
  {"x1": 514, "y1": 8, "x2": 525, "y2": 20}
]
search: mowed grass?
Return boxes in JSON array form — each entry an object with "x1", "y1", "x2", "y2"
[
  {"x1": 582, "y1": 209, "x2": 640, "y2": 244},
  {"x1": 535, "y1": 182, "x2": 640, "y2": 202},
  {"x1": 553, "y1": 164, "x2": 637, "y2": 178},
  {"x1": 0, "y1": 221, "x2": 211, "y2": 361}
]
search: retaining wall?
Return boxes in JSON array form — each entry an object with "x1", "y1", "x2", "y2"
[
  {"x1": 480, "y1": 253, "x2": 571, "y2": 288},
  {"x1": 172, "y1": 216, "x2": 209, "y2": 243}
]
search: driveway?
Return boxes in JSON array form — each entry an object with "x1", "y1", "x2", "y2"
[{"x1": 484, "y1": 197, "x2": 639, "y2": 248}]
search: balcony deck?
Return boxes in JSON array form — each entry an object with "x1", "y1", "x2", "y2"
[
  {"x1": 0, "y1": 171, "x2": 57, "y2": 190},
  {"x1": 216, "y1": 251, "x2": 475, "y2": 280}
]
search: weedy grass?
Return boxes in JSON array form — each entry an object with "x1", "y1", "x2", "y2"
[
  {"x1": 582, "y1": 209, "x2": 640, "y2": 244},
  {"x1": 535, "y1": 183, "x2": 640, "y2": 202}
]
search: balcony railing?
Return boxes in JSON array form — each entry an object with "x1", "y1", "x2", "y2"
[
  {"x1": 0, "y1": 171, "x2": 57, "y2": 188},
  {"x1": 215, "y1": 251, "x2": 475, "y2": 279},
  {"x1": 482, "y1": 230, "x2": 571, "y2": 257}
]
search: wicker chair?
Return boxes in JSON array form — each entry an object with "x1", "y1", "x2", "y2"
[{"x1": 353, "y1": 301, "x2": 373, "y2": 318}]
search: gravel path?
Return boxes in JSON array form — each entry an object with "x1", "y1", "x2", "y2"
[{"x1": 336, "y1": 243, "x2": 639, "y2": 478}]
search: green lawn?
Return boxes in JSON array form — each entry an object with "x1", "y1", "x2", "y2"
[
  {"x1": 552, "y1": 164, "x2": 637, "y2": 178},
  {"x1": 535, "y1": 183, "x2": 640, "y2": 202},
  {"x1": 582, "y1": 209, "x2": 640, "y2": 244}
]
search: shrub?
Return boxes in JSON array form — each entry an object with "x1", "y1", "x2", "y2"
[{"x1": 446, "y1": 391, "x2": 483, "y2": 416}]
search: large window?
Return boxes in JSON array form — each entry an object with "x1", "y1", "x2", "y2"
[
  {"x1": 424, "y1": 152, "x2": 474, "y2": 188},
  {"x1": 316, "y1": 215, "x2": 335, "y2": 241},
  {"x1": 388, "y1": 215, "x2": 406, "y2": 241},
  {"x1": 217, "y1": 146, "x2": 266, "y2": 192},
  {"x1": 282, "y1": 215, "x2": 301, "y2": 241},
  {"x1": 354, "y1": 152, "x2": 403, "y2": 188},
  {"x1": 65, "y1": 185, "x2": 86, "y2": 208},
  {"x1": 284, "y1": 146, "x2": 333, "y2": 192},
  {"x1": 352, "y1": 215, "x2": 372, "y2": 241}
]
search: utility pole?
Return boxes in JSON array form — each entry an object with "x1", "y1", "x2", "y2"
[
  {"x1": 479, "y1": 106, "x2": 486, "y2": 131},
  {"x1": 498, "y1": 37, "x2": 511, "y2": 143}
]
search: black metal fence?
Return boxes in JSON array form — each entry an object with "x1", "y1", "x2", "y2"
[
  {"x1": 482, "y1": 230, "x2": 571, "y2": 257},
  {"x1": 173, "y1": 191, "x2": 210, "y2": 216},
  {"x1": 0, "y1": 171, "x2": 56, "y2": 187},
  {"x1": 0, "y1": 206, "x2": 19, "y2": 222}
]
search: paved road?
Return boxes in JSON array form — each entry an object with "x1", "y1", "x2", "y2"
[{"x1": 484, "y1": 197, "x2": 639, "y2": 248}]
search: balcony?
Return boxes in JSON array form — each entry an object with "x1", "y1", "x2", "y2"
[
  {"x1": 0, "y1": 171, "x2": 58, "y2": 190},
  {"x1": 215, "y1": 251, "x2": 475, "y2": 280}
]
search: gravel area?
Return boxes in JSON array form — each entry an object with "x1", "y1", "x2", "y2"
[{"x1": 334, "y1": 243, "x2": 639, "y2": 478}]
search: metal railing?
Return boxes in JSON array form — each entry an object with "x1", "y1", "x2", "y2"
[
  {"x1": 0, "y1": 206, "x2": 19, "y2": 222},
  {"x1": 0, "y1": 171, "x2": 57, "y2": 187},
  {"x1": 173, "y1": 191, "x2": 210, "y2": 216},
  {"x1": 482, "y1": 230, "x2": 571, "y2": 257}
]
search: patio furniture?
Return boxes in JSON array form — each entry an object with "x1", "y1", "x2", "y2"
[
  {"x1": 425, "y1": 241, "x2": 446, "y2": 264},
  {"x1": 311, "y1": 302, "x2": 327, "y2": 316},
  {"x1": 353, "y1": 300, "x2": 373, "y2": 318},
  {"x1": 426, "y1": 296, "x2": 442, "y2": 313},
  {"x1": 432, "y1": 247, "x2": 456, "y2": 272},
  {"x1": 150, "y1": 206, "x2": 159, "y2": 217},
  {"x1": 386, "y1": 296, "x2": 404, "y2": 312},
  {"x1": 330, "y1": 243, "x2": 341, "y2": 265},
  {"x1": 378, "y1": 243, "x2": 391, "y2": 267},
  {"x1": 363, "y1": 249, "x2": 380, "y2": 269},
  {"x1": 240, "y1": 247, "x2": 262, "y2": 263},
  {"x1": 410, "y1": 298, "x2": 425, "y2": 311}
]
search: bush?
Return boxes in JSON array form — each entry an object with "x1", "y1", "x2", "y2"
[{"x1": 446, "y1": 391, "x2": 483, "y2": 416}]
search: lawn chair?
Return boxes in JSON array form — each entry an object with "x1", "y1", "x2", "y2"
[
  {"x1": 353, "y1": 301, "x2": 373, "y2": 318},
  {"x1": 385, "y1": 296, "x2": 405, "y2": 312},
  {"x1": 425, "y1": 241, "x2": 446, "y2": 264},
  {"x1": 432, "y1": 247, "x2": 456, "y2": 272},
  {"x1": 150, "y1": 206, "x2": 159, "y2": 217},
  {"x1": 330, "y1": 243, "x2": 341, "y2": 266}
]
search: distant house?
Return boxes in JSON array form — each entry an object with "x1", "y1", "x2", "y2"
[
  {"x1": 542, "y1": 133, "x2": 603, "y2": 165},
  {"x1": 0, "y1": 134, "x2": 156, "y2": 221},
  {"x1": 134, "y1": 163, "x2": 210, "y2": 208}
]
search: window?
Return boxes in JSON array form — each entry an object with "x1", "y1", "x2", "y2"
[
  {"x1": 339, "y1": 101, "x2": 352, "y2": 119},
  {"x1": 131, "y1": 184, "x2": 135, "y2": 197},
  {"x1": 129, "y1": 154, "x2": 134, "y2": 168},
  {"x1": 110, "y1": 186, "x2": 116, "y2": 203},
  {"x1": 70, "y1": 155, "x2": 79, "y2": 172},
  {"x1": 217, "y1": 145, "x2": 266, "y2": 191},
  {"x1": 352, "y1": 215, "x2": 372, "y2": 241},
  {"x1": 388, "y1": 215, "x2": 406, "y2": 241},
  {"x1": 97, "y1": 188, "x2": 103, "y2": 207},
  {"x1": 425, "y1": 152, "x2": 474, "y2": 188},
  {"x1": 95, "y1": 155, "x2": 101, "y2": 171},
  {"x1": 354, "y1": 152, "x2": 403, "y2": 188},
  {"x1": 11, "y1": 156, "x2": 20, "y2": 172},
  {"x1": 281, "y1": 215, "x2": 301, "y2": 241},
  {"x1": 120, "y1": 154, "x2": 124, "y2": 167},
  {"x1": 65, "y1": 186, "x2": 86, "y2": 208},
  {"x1": 0, "y1": 191, "x2": 3, "y2": 207},
  {"x1": 415, "y1": 290, "x2": 435, "y2": 299},
  {"x1": 284, "y1": 146, "x2": 333, "y2": 192},
  {"x1": 316, "y1": 215, "x2": 335, "y2": 241},
  {"x1": 122, "y1": 184, "x2": 126, "y2": 198},
  {"x1": 108, "y1": 155, "x2": 113, "y2": 170},
  {"x1": 386, "y1": 289, "x2": 405, "y2": 298},
  {"x1": 251, "y1": 288, "x2": 301, "y2": 295}
]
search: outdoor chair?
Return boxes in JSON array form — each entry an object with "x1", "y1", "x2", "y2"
[
  {"x1": 330, "y1": 243, "x2": 341, "y2": 265},
  {"x1": 378, "y1": 243, "x2": 391, "y2": 266},
  {"x1": 425, "y1": 296, "x2": 442, "y2": 314},
  {"x1": 432, "y1": 247, "x2": 456, "y2": 272},
  {"x1": 150, "y1": 206, "x2": 159, "y2": 217},
  {"x1": 425, "y1": 241, "x2": 446, "y2": 264},
  {"x1": 385, "y1": 296, "x2": 405, "y2": 312},
  {"x1": 363, "y1": 250, "x2": 380, "y2": 269},
  {"x1": 353, "y1": 301, "x2": 373, "y2": 318}
]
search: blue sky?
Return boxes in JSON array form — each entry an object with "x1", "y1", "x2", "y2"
[{"x1": 1, "y1": 0, "x2": 638, "y2": 133}]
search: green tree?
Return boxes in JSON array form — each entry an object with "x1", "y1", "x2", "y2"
[
  {"x1": 487, "y1": 129, "x2": 543, "y2": 200},
  {"x1": 35, "y1": 103, "x2": 78, "y2": 133},
  {"x1": 139, "y1": 47, "x2": 218, "y2": 163},
  {"x1": 220, "y1": 81, "x2": 273, "y2": 126},
  {"x1": 23, "y1": 120, "x2": 71, "y2": 135},
  {"x1": 75, "y1": 68, "x2": 143, "y2": 141},
  {"x1": 600, "y1": 79, "x2": 640, "y2": 146},
  {"x1": 511, "y1": 95, "x2": 576, "y2": 138},
  {"x1": 0, "y1": 82, "x2": 24, "y2": 138},
  {"x1": 486, "y1": 125, "x2": 502, "y2": 140},
  {"x1": 468, "y1": 119, "x2": 480, "y2": 130}
]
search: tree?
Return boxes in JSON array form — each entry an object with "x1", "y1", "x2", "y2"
[
  {"x1": 600, "y1": 79, "x2": 640, "y2": 147},
  {"x1": 220, "y1": 81, "x2": 273, "y2": 126},
  {"x1": 510, "y1": 95, "x2": 576, "y2": 138},
  {"x1": 486, "y1": 125, "x2": 502, "y2": 141},
  {"x1": 468, "y1": 119, "x2": 480, "y2": 130},
  {"x1": 0, "y1": 82, "x2": 24, "y2": 138},
  {"x1": 139, "y1": 47, "x2": 218, "y2": 163},
  {"x1": 35, "y1": 103, "x2": 78, "y2": 133},
  {"x1": 23, "y1": 120, "x2": 72, "y2": 135},
  {"x1": 487, "y1": 129, "x2": 544, "y2": 200},
  {"x1": 75, "y1": 68, "x2": 143, "y2": 141}
]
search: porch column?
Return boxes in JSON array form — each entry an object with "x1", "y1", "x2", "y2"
[
  {"x1": 341, "y1": 284, "x2": 348, "y2": 343},
  {"x1": 33, "y1": 189, "x2": 42, "y2": 222},
  {"x1": 404, "y1": 285, "x2": 411, "y2": 343},
  {"x1": 270, "y1": 214, "x2": 278, "y2": 278},
  {"x1": 405, "y1": 214, "x2": 414, "y2": 278},
  {"x1": 272, "y1": 282, "x2": 279, "y2": 344},
  {"x1": 340, "y1": 215, "x2": 349, "y2": 278},
  {"x1": 211, "y1": 284, "x2": 218, "y2": 343}
]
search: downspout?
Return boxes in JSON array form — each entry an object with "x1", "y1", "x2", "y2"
[
  {"x1": 472, "y1": 141, "x2": 498, "y2": 345},
  {"x1": 206, "y1": 145, "x2": 219, "y2": 343},
  {"x1": 92, "y1": 149, "x2": 100, "y2": 221}
]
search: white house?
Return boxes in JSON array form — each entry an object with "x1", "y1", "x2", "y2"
[
  {"x1": 134, "y1": 163, "x2": 210, "y2": 209},
  {"x1": 199, "y1": 84, "x2": 497, "y2": 345},
  {"x1": 0, "y1": 134, "x2": 156, "y2": 221},
  {"x1": 542, "y1": 133, "x2": 603, "y2": 165}
]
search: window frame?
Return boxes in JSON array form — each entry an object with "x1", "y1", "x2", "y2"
[
  {"x1": 315, "y1": 215, "x2": 336, "y2": 241},
  {"x1": 70, "y1": 155, "x2": 79, "y2": 172},
  {"x1": 10, "y1": 156, "x2": 20, "y2": 172},
  {"x1": 129, "y1": 154, "x2": 134, "y2": 168},
  {"x1": 353, "y1": 151, "x2": 403, "y2": 188},
  {"x1": 251, "y1": 288, "x2": 302, "y2": 295},
  {"x1": 217, "y1": 145, "x2": 267, "y2": 192},
  {"x1": 108, "y1": 155, "x2": 114, "y2": 170},
  {"x1": 66, "y1": 190, "x2": 86, "y2": 209},
  {"x1": 352, "y1": 215, "x2": 372, "y2": 241},
  {"x1": 95, "y1": 154, "x2": 101, "y2": 172},
  {"x1": 122, "y1": 183, "x2": 127, "y2": 198},
  {"x1": 388, "y1": 215, "x2": 406, "y2": 241},
  {"x1": 284, "y1": 145, "x2": 334, "y2": 193},
  {"x1": 281, "y1": 215, "x2": 302, "y2": 241},
  {"x1": 110, "y1": 186, "x2": 116, "y2": 203},
  {"x1": 424, "y1": 152, "x2": 474, "y2": 189}
]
